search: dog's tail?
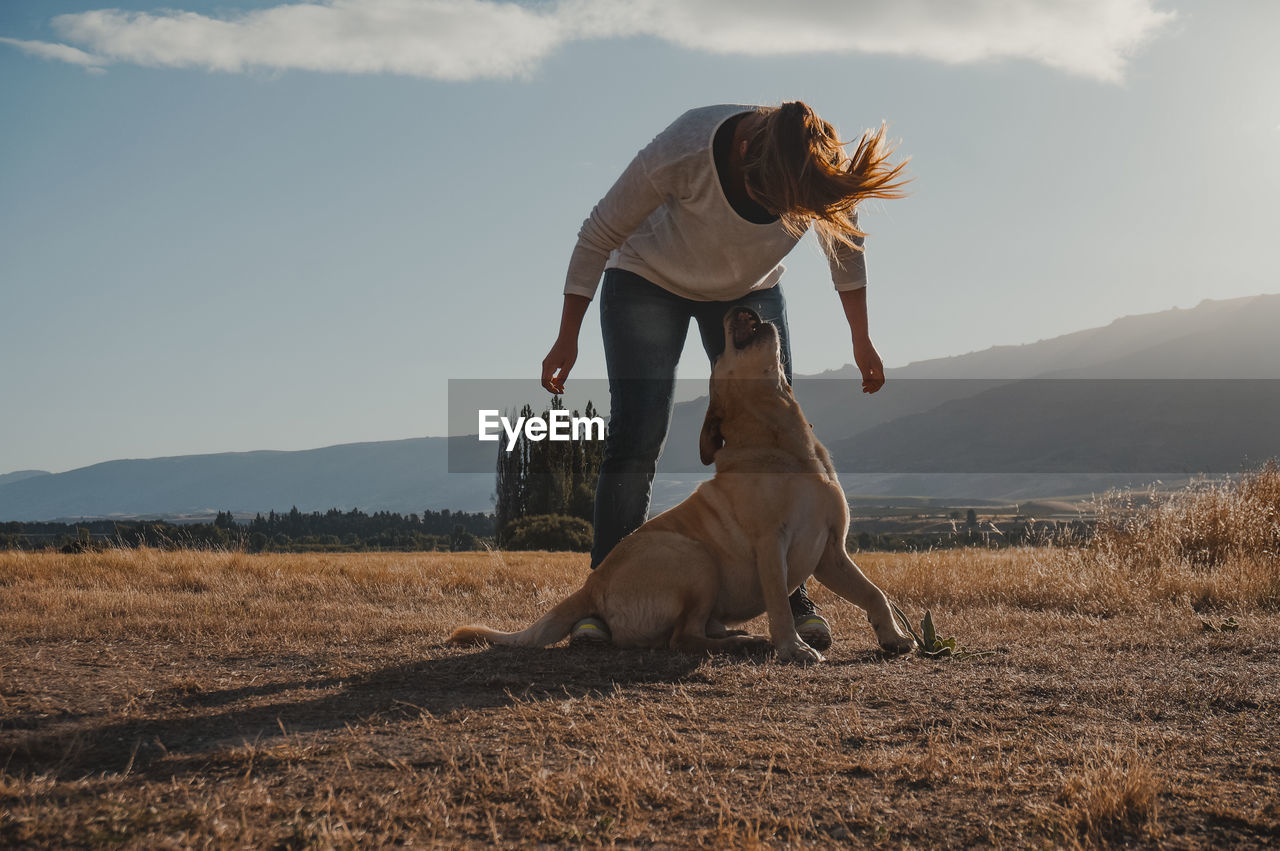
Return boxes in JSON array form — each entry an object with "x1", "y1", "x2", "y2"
[{"x1": 448, "y1": 587, "x2": 597, "y2": 648}]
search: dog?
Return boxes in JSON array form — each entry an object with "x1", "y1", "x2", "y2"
[{"x1": 449, "y1": 307, "x2": 916, "y2": 663}]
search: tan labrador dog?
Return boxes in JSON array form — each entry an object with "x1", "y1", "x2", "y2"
[{"x1": 450, "y1": 308, "x2": 915, "y2": 663}]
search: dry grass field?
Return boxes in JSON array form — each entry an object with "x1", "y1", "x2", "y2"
[{"x1": 2, "y1": 471, "x2": 1279, "y2": 847}]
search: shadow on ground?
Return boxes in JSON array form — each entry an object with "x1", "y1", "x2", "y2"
[{"x1": 5, "y1": 645, "x2": 712, "y2": 780}]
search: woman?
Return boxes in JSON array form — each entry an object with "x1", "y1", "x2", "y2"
[{"x1": 540, "y1": 101, "x2": 908, "y2": 650}]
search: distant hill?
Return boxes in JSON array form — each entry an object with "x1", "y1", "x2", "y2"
[
  {"x1": 663, "y1": 292, "x2": 1280, "y2": 486},
  {"x1": 825, "y1": 294, "x2": 1280, "y2": 476},
  {"x1": 0, "y1": 438, "x2": 494, "y2": 522},
  {"x1": 830, "y1": 379, "x2": 1280, "y2": 474},
  {"x1": 4, "y1": 294, "x2": 1278, "y2": 521},
  {"x1": 889, "y1": 293, "x2": 1280, "y2": 379},
  {"x1": 0, "y1": 470, "x2": 49, "y2": 488}
]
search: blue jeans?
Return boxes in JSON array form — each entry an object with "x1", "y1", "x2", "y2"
[{"x1": 590, "y1": 268, "x2": 793, "y2": 568}]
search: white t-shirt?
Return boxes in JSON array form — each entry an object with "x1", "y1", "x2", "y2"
[{"x1": 563, "y1": 104, "x2": 868, "y2": 302}]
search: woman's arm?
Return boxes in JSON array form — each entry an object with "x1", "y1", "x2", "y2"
[
  {"x1": 563, "y1": 136, "x2": 669, "y2": 300},
  {"x1": 839, "y1": 286, "x2": 885, "y2": 394},
  {"x1": 823, "y1": 210, "x2": 882, "y2": 392},
  {"x1": 546, "y1": 128, "x2": 672, "y2": 392},
  {"x1": 541, "y1": 294, "x2": 592, "y2": 394}
]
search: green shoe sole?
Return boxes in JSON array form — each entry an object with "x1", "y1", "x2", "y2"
[
  {"x1": 569, "y1": 617, "x2": 611, "y2": 646},
  {"x1": 795, "y1": 615, "x2": 832, "y2": 652}
]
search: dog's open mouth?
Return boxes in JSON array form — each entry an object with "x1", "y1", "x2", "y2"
[{"x1": 731, "y1": 308, "x2": 762, "y2": 350}]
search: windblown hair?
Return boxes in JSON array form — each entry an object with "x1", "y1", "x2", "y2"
[{"x1": 742, "y1": 100, "x2": 909, "y2": 254}]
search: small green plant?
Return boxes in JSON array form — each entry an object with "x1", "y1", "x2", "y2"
[{"x1": 891, "y1": 603, "x2": 994, "y2": 660}]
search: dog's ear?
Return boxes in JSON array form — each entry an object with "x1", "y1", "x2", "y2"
[{"x1": 699, "y1": 402, "x2": 724, "y2": 466}]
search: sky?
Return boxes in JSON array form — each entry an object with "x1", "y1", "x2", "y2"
[{"x1": 2, "y1": 0, "x2": 1277, "y2": 475}]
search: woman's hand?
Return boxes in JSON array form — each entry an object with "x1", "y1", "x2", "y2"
[
  {"x1": 541, "y1": 334, "x2": 578, "y2": 394},
  {"x1": 853, "y1": 335, "x2": 885, "y2": 394},
  {"x1": 838, "y1": 286, "x2": 884, "y2": 393},
  {"x1": 541, "y1": 294, "x2": 591, "y2": 394}
]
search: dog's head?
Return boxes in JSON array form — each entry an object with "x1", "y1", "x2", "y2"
[
  {"x1": 726, "y1": 307, "x2": 780, "y2": 364},
  {"x1": 699, "y1": 307, "x2": 792, "y2": 465}
]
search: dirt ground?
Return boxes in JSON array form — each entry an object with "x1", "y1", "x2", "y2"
[{"x1": 2, "y1": 549, "x2": 1277, "y2": 847}]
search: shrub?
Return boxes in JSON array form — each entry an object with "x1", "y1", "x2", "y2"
[
  {"x1": 1092, "y1": 459, "x2": 1280, "y2": 570},
  {"x1": 502, "y1": 514, "x2": 593, "y2": 552}
]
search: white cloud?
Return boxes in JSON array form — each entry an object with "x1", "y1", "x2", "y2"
[
  {"x1": 48, "y1": 1, "x2": 566, "y2": 80},
  {"x1": 0, "y1": 36, "x2": 106, "y2": 69},
  {"x1": 2, "y1": 0, "x2": 1173, "y2": 83},
  {"x1": 594, "y1": 0, "x2": 1176, "y2": 83}
]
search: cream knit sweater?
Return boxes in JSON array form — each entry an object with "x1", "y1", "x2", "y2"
[{"x1": 563, "y1": 104, "x2": 868, "y2": 302}]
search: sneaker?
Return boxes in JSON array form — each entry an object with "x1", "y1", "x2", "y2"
[
  {"x1": 569, "y1": 617, "x2": 611, "y2": 647},
  {"x1": 789, "y1": 582, "x2": 817, "y2": 618},
  {"x1": 788, "y1": 583, "x2": 832, "y2": 650},
  {"x1": 795, "y1": 614, "x2": 833, "y2": 652}
]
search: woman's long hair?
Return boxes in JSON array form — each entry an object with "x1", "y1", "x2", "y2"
[{"x1": 742, "y1": 101, "x2": 909, "y2": 254}]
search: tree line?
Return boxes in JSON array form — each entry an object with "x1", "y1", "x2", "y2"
[
  {"x1": 0, "y1": 507, "x2": 496, "y2": 553},
  {"x1": 0, "y1": 511, "x2": 1090, "y2": 555}
]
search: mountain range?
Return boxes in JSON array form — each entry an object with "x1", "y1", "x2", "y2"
[
  {"x1": 3, "y1": 293, "x2": 1278, "y2": 521},
  {"x1": 0, "y1": 439, "x2": 495, "y2": 522},
  {"x1": 657, "y1": 293, "x2": 1280, "y2": 477}
]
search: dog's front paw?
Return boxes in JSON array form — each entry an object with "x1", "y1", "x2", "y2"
[
  {"x1": 777, "y1": 638, "x2": 825, "y2": 666},
  {"x1": 876, "y1": 629, "x2": 916, "y2": 656}
]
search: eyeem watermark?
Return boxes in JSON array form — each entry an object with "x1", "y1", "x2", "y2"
[
  {"x1": 450, "y1": 377, "x2": 1280, "y2": 474},
  {"x1": 478, "y1": 409, "x2": 606, "y2": 452}
]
